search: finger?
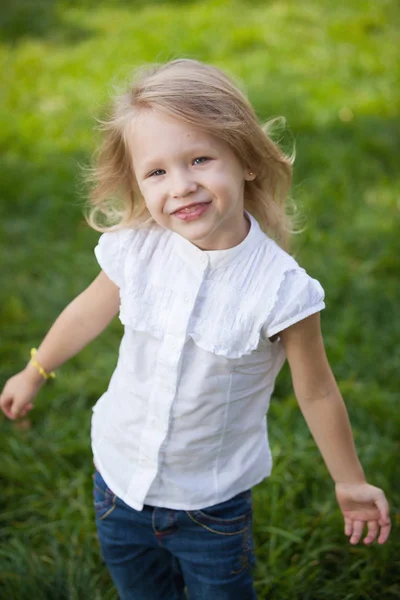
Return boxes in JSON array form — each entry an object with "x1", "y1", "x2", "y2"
[
  {"x1": 344, "y1": 517, "x2": 353, "y2": 538},
  {"x1": 363, "y1": 521, "x2": 379, "y2": 545},
  {"x1": 11, "y1": 397, "x2": 30, "y2": 419},
  {"x1": 1, "y1": 398, "x2": 15, "y2": 420},
  {"x1": 350, "y1": 520, "x2": 364, "y2": 545},
  {"x1": 10, "y1": 405, "x2": 20, "y2": 420},
  {"x1": 375, "y1": 492, "x2": 390, "y2": 525},
  {"x1": 0, "y1": 394, "x2": 9, "y2": 411},
  {"x1": 378, "y1": 519, "x2": 391, "y2": 545},
  {"x1": 10, "y1": 401, "x2": 25, "y2": 420}
]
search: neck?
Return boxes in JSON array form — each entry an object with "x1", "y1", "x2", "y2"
[{"x1": 195, "y1": 212, "x2": 250, "y2": 251}]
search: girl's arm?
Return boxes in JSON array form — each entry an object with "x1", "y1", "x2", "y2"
[
  {"x1": 0, "y1": 271, "x2": 120, "y2": 420},
  {"x1": 279, "y1": 313, "x2": 391, "y2": 545}
]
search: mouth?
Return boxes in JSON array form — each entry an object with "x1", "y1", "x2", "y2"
[
  {"x1": 171, "y1": 201, "x2": 211, "y2": 215},
  {"x1": 171, "y1": 201, "x2": 212, "y2": 222}
]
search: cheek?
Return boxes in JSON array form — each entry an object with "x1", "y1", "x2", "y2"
[
  {"x1": 206, "y1": 171, "x2": 229, "y2": 192},
  {"x1": 212, "y1": 172, "x2": 243, "y2": 200},
  {"x1": 140, "y1": 185, "x2": 162, "y2": 214}
]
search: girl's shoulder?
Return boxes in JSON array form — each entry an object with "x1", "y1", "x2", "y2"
[
  {"x1": 94, "y1": 223, "x2": 167, "y2": 287},
  {"x1": 247, "y1": 230, "x2": 302, "y2": 283},
  {"x1": 253, "y1": 236, "x2": 325, "y2": 340}
]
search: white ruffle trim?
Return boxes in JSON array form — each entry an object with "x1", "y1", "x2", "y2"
[{"x1": 97, "y1": 226, "x2": 325, "y2": 359}]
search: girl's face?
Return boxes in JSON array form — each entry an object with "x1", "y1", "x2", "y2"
[{"x1": 129, "y1": 109, "x2": 254, "y2": 250}]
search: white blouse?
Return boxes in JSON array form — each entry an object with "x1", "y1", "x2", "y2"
[{"x1": 92, "y1": 212, "x2": 325, "y2": 511}]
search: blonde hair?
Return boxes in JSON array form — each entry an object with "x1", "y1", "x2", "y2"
[{"x1": 86, "y1": 59, "x2": 295, "y2": 250}]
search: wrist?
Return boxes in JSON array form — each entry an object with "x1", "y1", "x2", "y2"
[
  {"x1": 23, "y1": 362, "x2": 48, "y2": 389},
  {"x1": 334, "y1": 474, "x2": 367, "y2": 487},
  {"x1": 28, "y1": 348, "x2": 56, "y2": 381}
]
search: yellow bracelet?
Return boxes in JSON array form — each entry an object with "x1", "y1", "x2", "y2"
[{"x1": 30, "y1": 348, "x2": 56, "y2": 380}]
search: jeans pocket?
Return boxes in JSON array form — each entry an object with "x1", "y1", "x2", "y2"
[
  {"x1": 93, "y1": 469, "x2": 117, "y2": 521},
  {"x1": 186, "y1": 489, "x2": 252, "y2": 534}
]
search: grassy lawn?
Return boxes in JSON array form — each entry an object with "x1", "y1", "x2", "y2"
[{"x1": 0, "y1": 1, "x2": 399, "y2": 598}]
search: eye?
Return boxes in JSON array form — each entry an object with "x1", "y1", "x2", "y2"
[
  {"x1": 148, "y1": 169, "x2": 165, "y2": 178},
  {"x1": 193, "y1": 157, "x2": 210, "y2": 165}
]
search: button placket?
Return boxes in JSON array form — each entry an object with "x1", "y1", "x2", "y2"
[
  {"x1": 150, "y1": 415, "x2": 165, "y2": 432},
  {"x1": 133, "y1": 264, "x2": 205, "y2": 505},
  {"x1": 128, "y1": 465, "x2": 159, "y2": 501},
  {"x1": 200, "y1": 254, "x2": 209, "y2": 272}
]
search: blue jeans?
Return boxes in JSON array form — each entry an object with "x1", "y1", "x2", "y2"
[{"x1": 93, "y1": 469, "x2": 257, "y2": 600}]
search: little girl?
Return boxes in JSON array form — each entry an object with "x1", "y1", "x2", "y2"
[{"x1": 0, "y1": 59, "x2": 391, "y2": 600}]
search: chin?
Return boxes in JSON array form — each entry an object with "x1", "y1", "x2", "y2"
[{"x1": 177, "y1": 224, "x2": 214, "y2": 242}]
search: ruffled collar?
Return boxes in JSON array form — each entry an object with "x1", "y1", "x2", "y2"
[{"x1": 171, "y1": 211, "x2": 266, "y2": 272}]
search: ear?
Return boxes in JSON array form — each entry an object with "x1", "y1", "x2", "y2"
[{"x1": 244, "y1": 170, "x2": 256, "y2": 181}]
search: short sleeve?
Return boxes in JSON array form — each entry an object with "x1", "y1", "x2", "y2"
[
  {"x1": 265, "y1": 268, "x2": 325, "y2": 339},
  {"x1": 94, "y1": 230, "x2": 133, "y2": 288}
]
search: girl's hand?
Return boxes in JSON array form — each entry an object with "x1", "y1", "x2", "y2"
[
  {"x1": 335, "y1": 482, "x2": 391, "y2": 545},
  {"x1": 0, "y1": 366, "x2": 45, "y2": 420}
]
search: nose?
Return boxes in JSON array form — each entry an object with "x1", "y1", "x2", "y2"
[{"x1": 170, "y1": 168, "x2": 197, "y2": 198}]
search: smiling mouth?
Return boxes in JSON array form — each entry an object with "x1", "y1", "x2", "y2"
[
  {"x1": 172, "y1": 201, "x2": 211, "y2": 215},
  {"x1": 171, "y1": 201, "x2": 212, "y2": 222}
]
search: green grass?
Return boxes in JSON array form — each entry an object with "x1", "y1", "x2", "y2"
[{"x1": 1, "y1": 0, "x2": 399, "y2": 598}]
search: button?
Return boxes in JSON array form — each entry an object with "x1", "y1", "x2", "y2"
[
  {"x1": 171, "y1": 340, "x2": 178, "y2": 350},
  {"x1": 161, "y1": 382, "x2": 175, "y2": 394},
  {"x1": 150, "y1": 415, "x2": 161, "y2": 428},
  {"x1": 183, "y1": 293, "x2": 190, "y2": 303},
  {"x1": 154, "y1": 418, "x2": 166, "y2": 432},
  {"x1": 200, "y1": 254, "x2": 208, "y2": 265}
]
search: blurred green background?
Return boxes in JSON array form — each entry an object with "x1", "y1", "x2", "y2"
[{"x1": 0, "y1": 1, "x2": 399, "y2": 598}]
